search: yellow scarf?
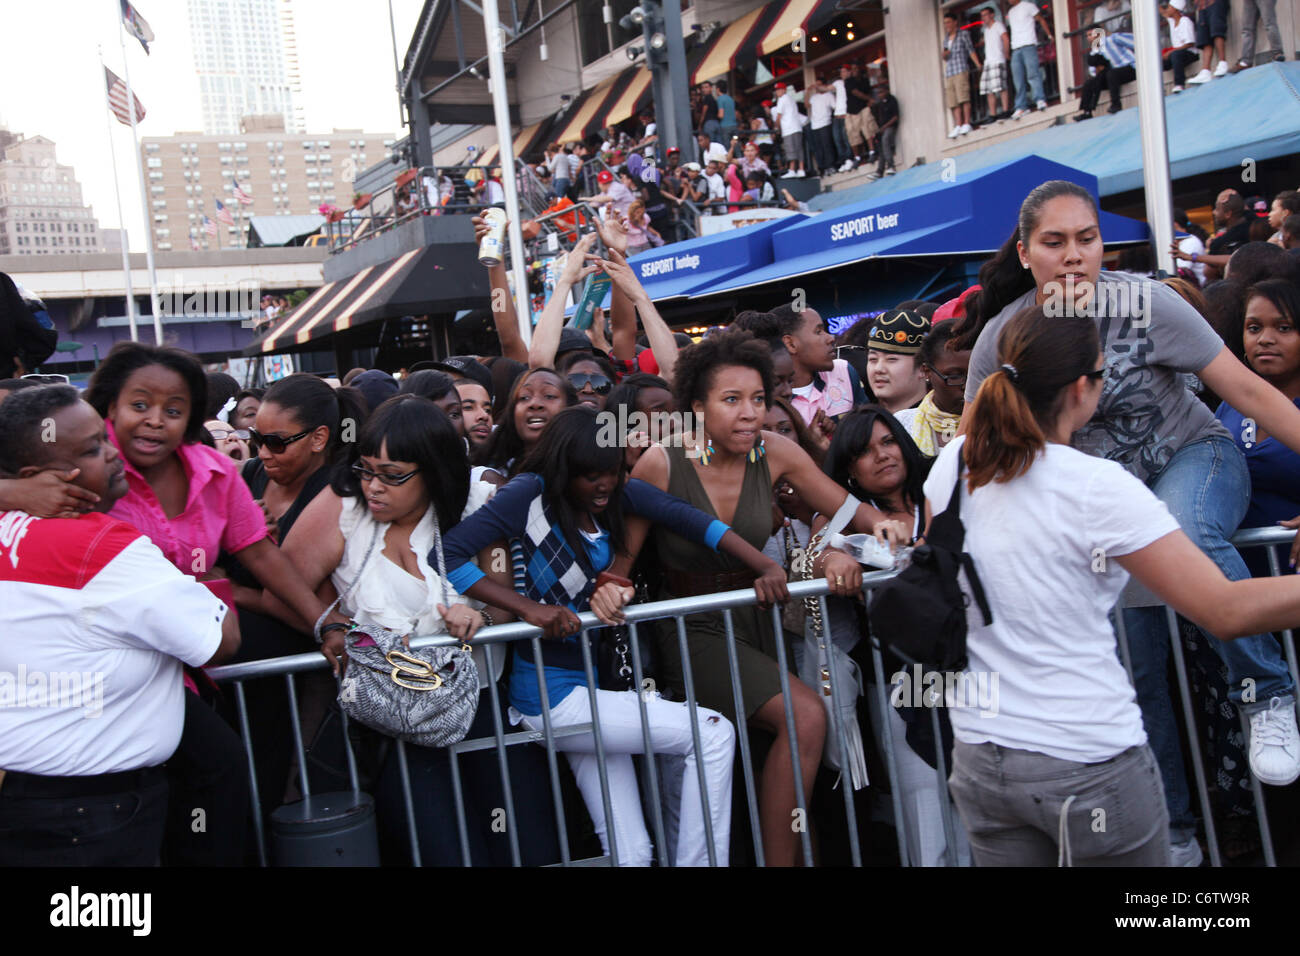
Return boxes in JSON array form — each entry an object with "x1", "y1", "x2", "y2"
[{"x1": 910, "y1": 391, "x2": 961, "y2": 457}]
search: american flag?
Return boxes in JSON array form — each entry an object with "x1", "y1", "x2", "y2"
[
  {"x1": 202, "y1": 215, "x2": 217, "y2": 236},
  {"x1": 120, "y1": 0, "x2": 155, "y2": 54},
  {"x1": 232, "y1": 180, "x2": 253, "y2": 205},
  {"x1": 214, "y1": 199, "x2": 235, "y2": 226},
  {"x1": 189, "y1": 233, "x2": 201, "y2": 251},
  {"x1": 104, "y1": 66, "x2": 145, "y2": 127}
]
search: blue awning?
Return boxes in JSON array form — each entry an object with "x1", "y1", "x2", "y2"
[
  {"x1": 812, "y1": 61, "x2": 1300, "y2": 206},
  {"x1": 565, "y1": 214, "x2": 806, "y2": 314},
  {"x1": 705, "y1": 155, "x2": 1149, "y2": 296}
]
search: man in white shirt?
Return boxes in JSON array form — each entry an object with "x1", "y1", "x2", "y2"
[
  {"x1": 1173, "y1": 209, "x2": 1207, "y2": 284},
  {"x1": 1007, "y1": 0, "x2": 1050, "y2": 119},
  {"x1": 830, "y1": 70, "x2": 854, "y2": 172},
  {"x1": 807, "y1": 77, "x2": 838, "y2": 177},
  {"x1": 1159, "y1": 0, "x2": 1200, "y2": 91},
  {"x1": 980, "y1": 7, "x2": 1011, "y2": 119},
  {"x1": 702, "y1": 159, "x2": 727, "y2": 214},
  {"x1": 0, "y1": 386, "x2": 239, "y2": 866},
  {"x1": 769, "y1": 82, "x2": 805, "y2": 178}
]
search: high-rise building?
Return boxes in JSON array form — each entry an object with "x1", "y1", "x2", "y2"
[
  {"x1": 188, "y1": 0, "x2": 304, "y2": 135},
  {"x1": 141, "y1": 116, "x2": 392, "y2": 251},
  {"x1": 0, "y1": 132, "x2": 102, "y2": 256}
]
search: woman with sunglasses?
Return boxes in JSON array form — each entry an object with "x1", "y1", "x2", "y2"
[
  {"x1": 559, "y1": 351, "x2": 617, "y2": 411},
  {"x1": 952, "y1": 181, "x2": 1300, "y2": 863},
  {"x1": 275, "y1": 394, "x2": 560, "y2": 865},
  {"x1": 936, "y1": 304, "x2": 1300, "y2": 865},
  {"x1": 892, "y1": 321, "x2": 972, "y2": 457},
  {"x1": 219, "y1": 374, "x2": 368, "y2": 819}
]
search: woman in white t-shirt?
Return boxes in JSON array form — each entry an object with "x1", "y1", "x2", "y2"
[{"x1": 930, "y1": 304, "x2": 1300, "y2": 866}]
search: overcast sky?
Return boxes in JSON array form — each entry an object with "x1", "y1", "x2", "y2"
[{"x1": 0, "y1": 0, "x2": 423, "y2": 250}]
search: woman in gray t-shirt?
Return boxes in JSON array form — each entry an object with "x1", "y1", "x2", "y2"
[{"x1": 951, "y1": 181, "x2": 1300, "y2": 843}]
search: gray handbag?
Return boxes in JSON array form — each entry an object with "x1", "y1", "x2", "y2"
[{"x1": 314, "y1": 508, "x2": 479, "y2": 749}]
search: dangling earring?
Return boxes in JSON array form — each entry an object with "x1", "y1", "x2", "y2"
[
  {"x1": 700, "y1": 438, "x2": 717, "y2": 466},
  {"x1": 748, "y1": 436, "x2": 766, "y2": 464}
]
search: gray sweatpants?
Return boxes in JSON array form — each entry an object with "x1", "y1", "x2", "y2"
[{"x1": 948, "y1": 739, "x2": 1171, "y2": 866}]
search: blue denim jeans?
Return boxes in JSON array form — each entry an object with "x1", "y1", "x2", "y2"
[
  {"x1": 1010, "y1": 45, "x2": 1045, "y2": 111},
  {"x1": 1121, "y1": 434, "x2": 1296, "y2": 837}
]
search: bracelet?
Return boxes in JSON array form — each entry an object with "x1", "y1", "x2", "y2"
[
  {"x1": 318, "y1": 621, "x2": 352, "y2": 644},
  {"x1": 479, "y1": 608, "x2": 494, "y2": 628}
]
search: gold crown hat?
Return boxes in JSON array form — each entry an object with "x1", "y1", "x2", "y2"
[{"x1": 867, "y1": 309, "x2": 931, "y2": 355}]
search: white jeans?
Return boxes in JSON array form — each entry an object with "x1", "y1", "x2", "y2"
[{"x1": 520, "y1": 688, "x2": 735, "y2": 866}]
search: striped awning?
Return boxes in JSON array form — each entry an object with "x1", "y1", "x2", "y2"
[
  {"x1": 475, "y1": 143, "x2": 501, "y2": 167},
  {"x1": 758, "y1": 0, "x2": 841, "y2": 56},
  {"x1": 692, "y1": 6, "x2": 768, "y2": 85},
  {"x1": 248, "y1": 244, "x2": 489, "y2": 353},
  {"x1": 602, "y1": 66, "x2": 654, "y2": 129},
  {"x1": 552, "y1": 73, "x2": 621, "y2": 144}
]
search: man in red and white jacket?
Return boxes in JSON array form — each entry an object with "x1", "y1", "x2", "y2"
[{"x1": 0, "y1": 385, "x2": 238, "y2": 866}]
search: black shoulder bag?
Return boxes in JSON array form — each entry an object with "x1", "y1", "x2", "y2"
[{"x1": 869, "y1": 451, "x2": 992, "y2": 672}]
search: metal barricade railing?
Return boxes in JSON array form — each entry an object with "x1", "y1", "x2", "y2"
[{"x1": 209, "y1": 526, "x2": 1298, "y2": 867}]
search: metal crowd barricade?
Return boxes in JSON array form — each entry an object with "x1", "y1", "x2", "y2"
[{"x1": 208, "y1": 526, "x2": 1296, "y2": 868}]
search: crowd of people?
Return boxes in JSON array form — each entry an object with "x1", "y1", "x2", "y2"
[{"x1": 4, "y1": 166, "x2": 1300, "y2": 869}]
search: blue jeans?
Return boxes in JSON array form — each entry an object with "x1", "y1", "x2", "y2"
[
  {"x1": 1010, "y1": 45, "x2": 1045, "y2": 111},
  {"x1": 832, "y1": 117, "x2": 852, "y2": 165},
  {"x1": 552, "y1": 177, "x2": 570, "y2": 200},
  {"x1": 1121, "y1": 435, "x2": 1296, "y2": 837}
]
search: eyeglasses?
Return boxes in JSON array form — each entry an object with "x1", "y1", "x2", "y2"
[
  {"x1": 351, "y1": 463, "x2": 420, "y2": 486},
  {"x1": 923, "y1": 364, "x2": 967, "y2": 388},
  {"x1": 248, "y1": 427, "x2": 312, "y2": 453},
  {"x1": 568, "y1": 373, "x2": 613, "y2": 395},
  {"x1": 208, "y1": 427, "x2": 250, "y2": 442}
]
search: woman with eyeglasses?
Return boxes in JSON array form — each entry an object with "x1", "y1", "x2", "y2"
[
  {"x1": 274, "y1": 394, "x2": 560, "y2": 865},
  {"x1": 892, "y1": 321, "x2": 972, "y2": 457},
  {"x1": 952, "y1": 181, "x2": 1300, "y2": 864}
]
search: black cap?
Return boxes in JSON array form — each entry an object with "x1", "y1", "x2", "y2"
[
  {"x1": 351, "y1": 369, "x2": 399, "y2": 412},
  {"x1": 558, "y1": 327, "x2": 594, "y2": 356},
  {"x1": 430, "y1": 354, "x2": 494, "y2": 399}
]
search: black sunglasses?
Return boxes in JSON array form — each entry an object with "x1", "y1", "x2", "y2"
[
  {"x1": 568, "y1": 372, "x2": 613, "y2": 395},
  {"x1": 248, "y1": 427, "x2": 312, "y2": 453},
  {"x1": 351, "y1": 463, "x2": 420, "y2": 486}
]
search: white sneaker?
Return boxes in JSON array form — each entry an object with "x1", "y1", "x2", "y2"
[
  {"x1": 781, "y1": 169, "x2": 799, "y2": 179},
  {"x1": 795, "y1": 170, "x2": 806, "y2": 178},
  {"x1": 1171, "y1": 85, "x2": 1184, "y2": 93},
  {"x1": 1036, "y1": 99, "x2": 1048, "y2": 111},
  {"x1": 1213, "y1": 59, "x2": 1229, "y2": 77},
  {"x1": 1248, "y1": 697, "x2": 1300, "y2": 786},
  {"x1": 838, "y1": 159, "x2": 855, "y2": 172},
  {"x1": 1011, "y1": 108, "x2": 1028, "y2": 120},
  {"x1": 961, "y1": 123, "x2": 973, "y2": 135},
  {"x1": 1188, "y1": 68, "x2": 1213, "y2": 84},
  {"x1": 947, "y1": 126, "x2": 961, "y2": 139},
  {"x1": 1169, "y1": 836, "x2": 1204, "y2": 867},
  {"x1": 884, "y1": 167, "x2": 896, "y2": 176}
]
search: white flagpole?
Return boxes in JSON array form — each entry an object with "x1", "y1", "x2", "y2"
[
  {"x1": 117, "y1": 2, "x2": 164, "y2": 345},
  {"x1": 99, "y1": 45, "x2": 139, "y2": 343}
]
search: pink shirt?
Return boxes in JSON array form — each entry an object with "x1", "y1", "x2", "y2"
[{"x1": 105, "y1": 420, "x2": 268, "y2": 576}]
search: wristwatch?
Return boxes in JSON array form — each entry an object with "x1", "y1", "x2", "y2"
[{"x1": 1191, "y1": 252, "x2": 1200, "y2": 263}]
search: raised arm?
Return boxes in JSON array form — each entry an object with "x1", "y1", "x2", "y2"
[
  {"x1": 528, "y1": 232, "x2": 599, "y2": 369},
  {"x1": 598, "y1": 248, "x2": 680, "y2": 383},
  {"x1": 473, "y1": 214, "x2": 528, "y2": 363}
]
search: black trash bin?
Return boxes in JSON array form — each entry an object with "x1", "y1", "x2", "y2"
[{"x1": 270, "y1": 791, "x2": 381, "y2": 866}]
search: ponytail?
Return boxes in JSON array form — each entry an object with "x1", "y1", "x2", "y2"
[
  {"x1": 963, "y1": 306, "x2": 1099, "y2": 489},
  {"x1": 951, "y1": 179, "x2": 1100, "y2": 352},
  {"x1": 261, "y1": 373, "x2": 370, "y2": 465}
]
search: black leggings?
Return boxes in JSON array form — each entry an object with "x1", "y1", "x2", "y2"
[{"x1": 163, "y1": 688, "x2": 250, "y2": 866}]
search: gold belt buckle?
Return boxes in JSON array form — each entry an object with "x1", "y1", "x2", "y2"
[{"x1": 386, "y1": 649, "x2": 443, "y2": 691}]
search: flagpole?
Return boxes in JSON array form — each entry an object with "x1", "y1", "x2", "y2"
[
  {"x1": 117, "y1": 1, "x2": 164, "y2": 345},
  {"x1": 99, "y1": 46, "x2": 139, "y2": 343}
]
